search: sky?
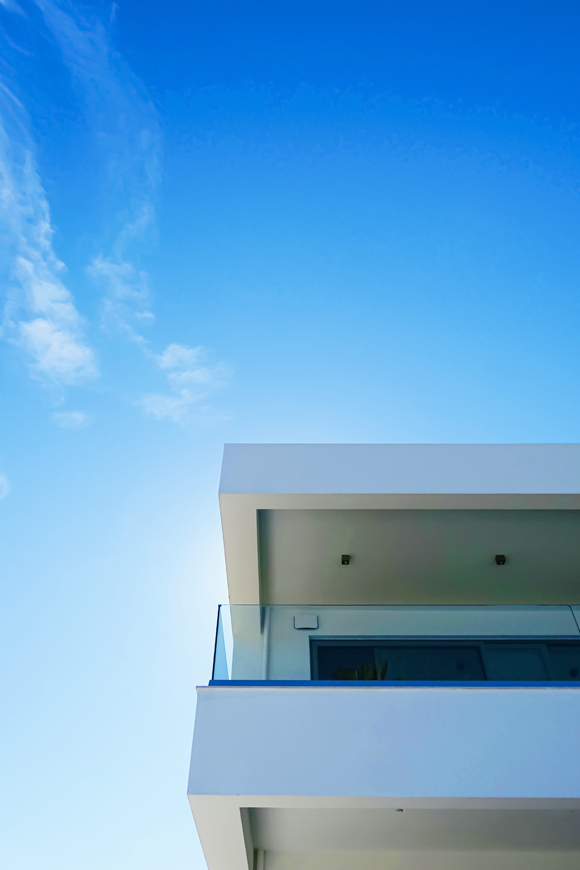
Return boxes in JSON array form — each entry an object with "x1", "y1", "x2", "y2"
[{"x1": 1, "y1": 1, "x2": 580, "y2": 867}]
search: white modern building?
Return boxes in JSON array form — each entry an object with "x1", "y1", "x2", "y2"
[{"x1": 188, "y1": 444, "x2": 580, "y2": 870}]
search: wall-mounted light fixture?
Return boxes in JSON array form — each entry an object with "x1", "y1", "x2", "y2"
[
  {"x1": 294, "y1": 614, "x2": 319, "y2": 630},
  {"x1": 495, "y1": 554, "x2": 507, "y2": 566},
  {"x1": 341, "y1": 554, "x2": 351, "y2": 565}
]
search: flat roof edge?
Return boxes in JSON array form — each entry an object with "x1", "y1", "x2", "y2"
[{"x1": 220, "y1": 444, "x2": 580, "y2": 496}]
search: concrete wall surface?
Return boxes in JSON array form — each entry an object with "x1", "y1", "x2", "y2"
[
  {"x1": 220, "y1": 444, "x2": 580, "y2": 496},
  {"x1": 189, "y1": 686, "x2": 580, "y2": 870},
  {"x1": 189, "y1": 686, "x2": 580, "y2": 800}
]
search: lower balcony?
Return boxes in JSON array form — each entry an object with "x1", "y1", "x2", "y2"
[{"x1": 189, "y1": 606, "x2": 580, "y2": 870}]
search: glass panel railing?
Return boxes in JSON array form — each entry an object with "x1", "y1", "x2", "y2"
[{"x1": 211, "y1": 604, "x2": 580, "y2": 683}]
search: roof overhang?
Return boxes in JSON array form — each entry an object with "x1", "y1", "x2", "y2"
[{"x1": 219, "y1": 444, "x2": 580, "y2": 606}]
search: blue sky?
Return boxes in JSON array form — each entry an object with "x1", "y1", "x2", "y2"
[{"x1": 1, "y1": 1, "x2": 580, "y2": 867}]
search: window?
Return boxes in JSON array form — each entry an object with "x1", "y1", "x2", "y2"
[{"x1": 310, "y1": 639, "x2": 580, "y2": 682}]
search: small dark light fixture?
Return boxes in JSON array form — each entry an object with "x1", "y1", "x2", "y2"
[
  {"x1": 341, "y1": 554, "x2": 351, "y2": 566},
  {"x1": 495, "y1": 554, "x2": 507, "y2": 566}
]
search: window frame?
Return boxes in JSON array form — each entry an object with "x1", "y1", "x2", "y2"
[{"x1": 309, "y1": 636, "x2": 580, "y2": 682}]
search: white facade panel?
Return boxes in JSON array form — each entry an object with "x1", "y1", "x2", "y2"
[
  {"x1": 190, "y1": 686, "x2": 580, "y2": 800},
  {"x1": 220, "y1": 443, "x2": 580, "y2": 497},
  {"x1": 189, "y1": 685, "x2": 580, "y2": 869}
]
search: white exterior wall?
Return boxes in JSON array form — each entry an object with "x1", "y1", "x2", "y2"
[
  {"x1": 220, "y1": 444, "x2": 580, "y2": 497},
  {"x1": 191, "y1": 685, "x2": 580, "y2": 800},
  {"x1": 189, "y1": 685, "x2": 580, "y2": 869}
]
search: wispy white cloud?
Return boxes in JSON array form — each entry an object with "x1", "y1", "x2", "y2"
[
  {"x1": 138, "y1": 391, "x2": 196, "y2": 424},
  {"x1": 0, "y1": 473, "x2": 9, "y2": 500},
  {"x1": 0, "y1": 0, "x2": 24, "y2": 15},
  {"x1": 0, "y1": 106, "x2": 97, "y2": 385},
  {"x1": 0, "y1": 1, "x2": 231, "y2": 420},
  {"x1": 51, "y1": 410, "x2": 90, "y2": 429},
  {"x1": 34, "y1": 0, "x2": 160, "y2": 343},
  {"x1": 156, "y1": 343, "x2": 203, "y2": 371},
  {"x1": 140, "y1": 343, "x2": 230, "y2": 423}
]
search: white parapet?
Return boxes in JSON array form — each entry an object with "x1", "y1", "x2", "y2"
[{"x1": 189, "y1": 684, "x2": 580, "y2": 870}]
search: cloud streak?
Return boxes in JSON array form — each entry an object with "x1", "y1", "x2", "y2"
[
  {"x1": 51, "y1": 410, "x2": 90, "y2": 429},
  {"x1": 0, "y1": 0, "x2": 24, "y2": 14},
  {"x1": 140, "y1": 343, "x2": 230, "y2": 423},
  {"x1": 0, "y1": 94, "x2": 97, "y2": 385},
  {"x1": 34, "y1": 0, "x2": 161, "y2": 343},
  {"x1": 0, "y1": 1, "x2": 231, "y2": 422},
  {"x1": 0, "y1": 473, "x2": 9, "y2": 500}
]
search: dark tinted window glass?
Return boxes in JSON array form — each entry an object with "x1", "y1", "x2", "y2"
[
  {"x1": 483, "y1": 645, "x2": 548, "y2": 681},
  {"x1": 316, "y1": 644, "x2": 376, "y2": 680},
  {"x1": 315, "y1": 643, "x2": 484, "y2": 681},
  {"x1": 375, "y1": 645, "x2": 485, "y2": 681},
  {"x1": 313, "y1": 639, "x2": 580, "y2": 682},
  {"x1": 547, "y1": 645, "x2": 580, "y2": 680}
]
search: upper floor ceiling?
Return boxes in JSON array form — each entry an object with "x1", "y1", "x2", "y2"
[{"x1": 218, "y1": 444, "x2": 580, "y2": 606}]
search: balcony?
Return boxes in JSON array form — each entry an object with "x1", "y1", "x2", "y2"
[
  {"x1": 212, "y1": 604, "x2": 580, "y2": 685},
  {"x1": 190, "y1": 446, "x2": 580, "y2": 869},
  {"x1": 191, "y1": 606, "x2": 580, "y2": 867}
]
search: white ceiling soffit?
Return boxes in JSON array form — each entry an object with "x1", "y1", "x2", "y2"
[
  {"x1": 218, "y1": 444, "x2": 580, "y2": 605},
  {"x1": 259, "y1": 509, "x2": 580, "y2": 606}
]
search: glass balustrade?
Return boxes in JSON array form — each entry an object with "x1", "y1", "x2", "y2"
[{"x1": 211, "y1": 604, "x2": 580, "y2": 684}]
